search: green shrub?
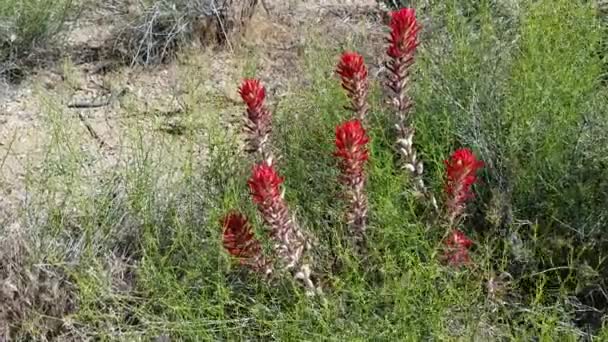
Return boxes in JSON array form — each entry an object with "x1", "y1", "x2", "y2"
[{"x1": 0, "y1": 0, "x2": 74, "y2": 78}]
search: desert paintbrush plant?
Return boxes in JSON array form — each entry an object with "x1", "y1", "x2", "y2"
[
  {"x1": 442, "y1": 229, "x2": 474, "y2": 267},
  {"x1": 248, "y1": 162, "x2": 317, "y2": 294},
  {"x1": 336, "y1": 52, "x2": 370, "y2": 122},
  {"x1": 441, "y1": 148, "x2": 484, "y2": 267},
  {"x1": 221, "y1": 211, "x2": 273, "y2": 275},
  {"x1": 334, "y1": 119, "x2": 370, "y2": 249},
  {"x1": 444, "y1": 148, "x2": 484, "y2": 225},
  {"x1": 385, "y1": 8, "x2": 437, "y2": 210},
  {"x1": 221, "y1": 78, "x2": 318, "y2": 294},
  {"x1": 238, "y1": 79, "x2": 274, "y2": 163}
]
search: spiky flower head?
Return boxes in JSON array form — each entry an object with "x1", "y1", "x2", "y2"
[
  {"x1": 239, "y1": 79, "x2": 266, "y2": 111},
  {"x1": 335, "y1": 119, "x2": 370, "y2": 186},
  {"x1": 444, "y1": 148, "x2": 484, "y2": 221},
  {"x1": 248, "y1": 163, "x2": 284, "y2": 206},
  {"x1": 221, "y1": 211, "x2": 271, "y2": 274},
  {"x1": 387, "y1": 8, "x2": 420, "y2": 60},
  {"x1": 238, "y1": 79, "x2": 272, "y2": 158},
  {"x1": 336, "y1": 52, "x2": 370, "y2": 121},
  {"x1": 442, "y1": 229, "x2": 473, "y2": 267}
]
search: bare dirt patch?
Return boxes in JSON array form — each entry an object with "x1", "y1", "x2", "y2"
[{"x1": 0, "y1": 0, "x2": 382, "y2": 222}]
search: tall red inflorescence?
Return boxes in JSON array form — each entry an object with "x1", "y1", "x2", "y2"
[
  {"x1": 335, "y1": 119, "x2": 370, "y2": 246},
  {"x1": 442, "y1": 229, "x2": 473, "y2": 267},
  {"x1": 386, "y1": 7, "x2": 420, "y2": 116},
  {"x1": 336, "y1": 52, "x2": 370, "y2": 121},
  {"x1": 444, "y1": 148, "x2": 484, "y2": 223},
  {"x1": 441, "y1": 148, "x2": 483, "y2": 268},
  {"x1": 221, "y1": 211, "x2": 272, "y2": 274},
  {"x1": 387, "y1": 8, "x2": 420, "y2": 62},
  {"x1": 238, "y1": 79, "x2": 273, "y2": 162},
  {"x1": 385, "y1": 8, "x2": 433, "y2": 208},
  {"x1": 248, "y1": 163, "x2": 307, "y2": 270}
]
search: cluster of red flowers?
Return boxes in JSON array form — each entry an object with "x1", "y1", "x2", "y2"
[
  {"x1": 442, "y1": 148, "x2": 484, "y2": 266},
  {"x1": 336, "y1": 52, "x2": 369, "y2": 121},
  {"x1": 442, "y1": 229, "x2": 474, "y2": 266},
  {"x1": 387, "y1": 8, "x2": 420, "y2": 61},
  {"x1": 221, "y1": 212, "x2": 271, "y2": 274},
  {"x1": 335, "y1": 120, "x2": 369, "y2": 186},
  {"x1": 221, "y1": 7, "x2": 486, "y2": 293},
  {"x1": 386, "y1": 8, "x2": 420, "y2": 115},
  {"x1": 334, "y1": 120, "x2": 370, "y2": 243},
  {"x1": 225, "y1": 78, "x2": 317, "y2": 294},
  {"x1": 445, "y1": 148, "x2": 485, "y2": 223},
  {"x1": 248, "y1": 162, "x2": 307, "y2": 270},
  {"x1": 238, "y1": 79, "x2": 273, "y2": 161}
]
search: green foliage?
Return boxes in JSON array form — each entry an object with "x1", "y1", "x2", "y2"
[{"x1": 0, "y1": 0, "x2": 74, "y2": 77}]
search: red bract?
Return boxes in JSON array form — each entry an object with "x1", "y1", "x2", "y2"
[
  {"x1": 221, "y1": 212, "x2": 259, "y2": 259},
  {"x1": 444, "y1": 148, "x2": 484, "y2": 221},
  {"x1": 335, "y1": 119, "x2": 370, "y2": 247},
  {"x1": 387, "y1": 8, "x2": 420, "y2": 60},
  {"x1": 248, "y1": 162, "x2": 307, "y2": 271},
  {"x1": 248, "y1": 163, "x2": 284, "y2": 206},
  {"x1": 335, "y1": 120, "x2": 369, "y2": 185},
  {"x1": 221, "y1": 211, "x2": 271, "y2": 274},
  {"x1": 239, "y1": 79, "x2": 266, "y2": 111},
  {"x1": 442, "y1": 229, "x2": 473, "y2": 267},
  {"x1": 238, "y1": 79, "x2": 273, "y2": 159},
  {"x1": 384, "y1": 8, "x2": 433, "y2": 209},
  {"x1": 336, "y1": 52, "x2": 370, "y2": 121}
]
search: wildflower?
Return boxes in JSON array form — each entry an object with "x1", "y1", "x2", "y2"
[
  {"x1": 238, "y1": 79, "x2": 273, "y2": 161},
  {"x1": 336, "y1": 52, "x2": 369, "y2": 121},
  {"x1": 221, "y1": 211, "x2": 272, "y2": 274},
  {"x1": 249, "y1": 162, "x2": 283, "y2": 207},
  {"x1": 442, "y1": 229, "x2": 473, "y2": 267},
  {"x1": 248, "y1": 163, "x2": 318, "y2": 293},
  {"x1": 335, "y1": 120, "x2": 369, "y2": 185},
  {"x1": 335, "y1": 119, "x2": 369, "y2": 246},
  {"x1": 386, "y1": 7, "x2": 420, "y2": 115},
  {"x1": 384, "y1": 8, "x2": 434, "y2": 208},
  {"x1": 387, "y1": 8, "x2": 420, "y2": 61},
  {"x1": 444, "y1": 148, "x2": 484, "y2": 222}
]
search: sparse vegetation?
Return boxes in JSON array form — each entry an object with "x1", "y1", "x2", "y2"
[
  {"x1": 0, "y1": 0, "x2": 607, "y2": 340},
  {"x1": 0, "y1": 0, "x2": 75, "y2": 79}
]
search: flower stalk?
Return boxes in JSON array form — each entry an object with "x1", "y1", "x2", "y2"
[
  {"x1": 248, "y1": 162, "x2": 318, "y2": 294},
  {"x1": 238, "y1": 79, "x2": 274, "y2": 163},
  {"x1": 336, "y1": 52, "x2": 370, "y2": 122},
  {"x1": 334, "y1": 119, "x2": 370, "y2": 248},
  {"x1": 441, "y1": 148, "x2": 484, "y2": 267},
  {"x1": 221, "y1": 211, "x2": 273, "y2": 275},
  {"x1": 385, "y1": 8, "x2": 436, "y2": 209}
]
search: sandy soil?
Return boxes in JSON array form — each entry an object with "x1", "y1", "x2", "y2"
[{"x1": 0, "y1": 0, "x2": 382, "y2": 221}]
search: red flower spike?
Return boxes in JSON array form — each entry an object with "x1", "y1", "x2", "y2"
[
  {"x1": 248, "y1": 163, "x2": 284, "y2": 206},
  {"x1": 335, "y1": 120, "x2": 370, "y2": 186},
  {"x1": 444, "y1": 148, "x2": 484, "y2": 222},
  {"x1": 336, "y1": 52, "x2": 369, "y2": 121},
  {"x1": 334, "y1": 119, "x2": 370, "y2": 247},
  {"x1": 384, "y1": 8, "x2": 435, "y2": 209},
  {"x1": 238, "y1": 79, "x2": 273, "y2": 160},
  {"x1": 220, "y1": 211, "x2": 271, "y2": 274},
  {"x1": 221, "y1": 212, "x2": 258, "y2": 259},
  {"x1": 387, "y1": 8, "x2": 420, "y2": 60},
  {"x1": 248, "y1": 163, "x2": 307, "y2": 270},
  {"x1": 442, "y1": 229, "x2": 473, "y2": 267},
  {"x1": 239, "y1": 79, "x2": 266, "y2": 111}
]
